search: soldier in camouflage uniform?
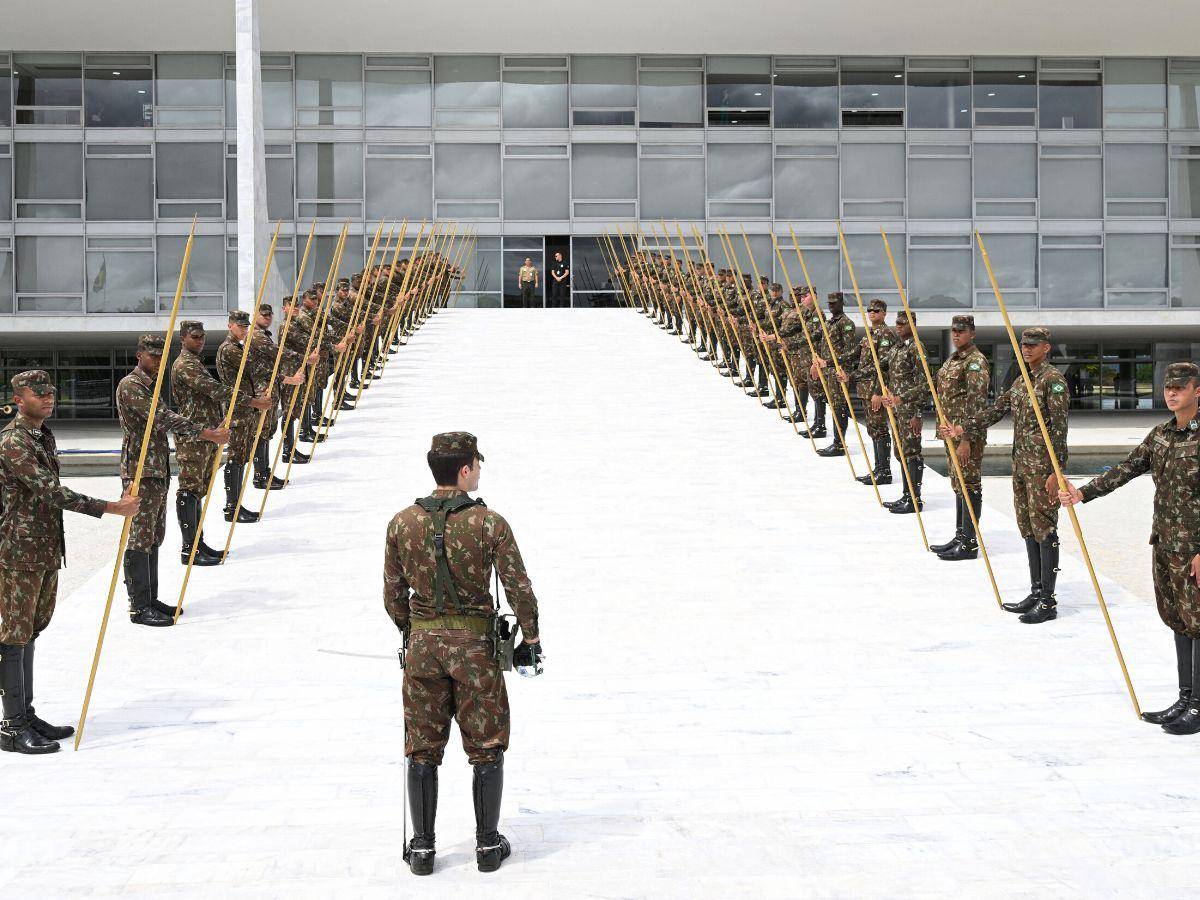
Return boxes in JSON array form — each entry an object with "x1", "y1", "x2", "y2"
[
  {"x1": 117, "y1": 335, "x2": 229, "y2": 626},
  {"x1": 881, "y1": 310, "x2": 930, "y2": 514},
  {"x1": 811, "y1": 292, "x2": 857, "y2": 457},
  {"x1": 961, "y1": 326, "x2": 1069, "y2": 624},
  {"x1": 217, "y1": 311, "x2": 267, "y2": 524},
  {"x1": 840, "y1": 298, "x2": 896, "y2": 484},
  {"x1": 784, "y1": 287, "x2": 826, "y2": 436},
  {"x1": 930, "y1": 315, "x2": 991, "y2": 561},
  {"x1": 0, "y1": 370, "x2": 139, "y2": 754},
  {"x1": 1060, "y1": 362, "x2": 1200, "y2": 732},
  {"x1": 248, "y1": 303, "x2": 302, "y2": 491},
  {"x1": 756, "y1": 283, "x2": 792, "y2": 411},
  {"x1": 277, "y1": 295, "x2": 316, "y2": 465},
  {"x1": 383, "y1": 432, "x2": 542, "y2": 876}
]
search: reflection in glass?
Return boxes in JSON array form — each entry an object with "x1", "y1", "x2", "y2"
[
  {"x1": 908, "y1": 158, "x2": 970, "y2": 218},
  {"x1": 0, "y1": 65, "x2": 11, "y2": 126},
  {"x1": 774, "y1": 72, "x2": 838, "y2": 128},
  {"x1": 503, "y1": 70, "x2": 568, "y2": 128},
  {"x1": 1106, "y1": 234, "x2": 1167, "y2": 289},
  {"x1": 85, "y1": 157, "x2": 153, "y2": 219},
  {"x1": 15, "y1": 143, "x2": 83, "y2": 201},
  {"x1": 1105, "y1": 58, "x2": 1166, "y2": 127},
  {"x1": 1039, "y1": 76, "x2": 1101, "y2": 129},
  {"x1": 296, "y1": 143, "x2": 364, "y2": 199},
  {"x1": 156, "y1": 53, "x2": 223, "y2": 107},
  {"x1": 1040, "y1": 157, "x2": 1102, "y2": 218},
  {"x1": 85, "y1": 67, "x2": 152, "y2": 127},
  {"x1": 774, "y1": 157, "x2": 838, "y2": 219},
  {"x1": 434, "y1": 144, "x2": 501, "y2": 200},
  {"x1": 295, "y1": 54, "x2": 363, "y2": 109},
  {"x1": 973, "y1": 65, "x2": 1036, "y2": 125},
  {"x1": 1171, "y1": 157, "x2": 1200, "y2": 219},
  {"x1": 16, "y1": 236, "x2": 84, "y2": 294},
  {"x1": 156, "y1": 143, "x2": 223, "y2": 199},
  {"x1": 503, "y1": 159, "x2": 569, "y2": 219},
  {"x1": 434, "y1": 56, "x2": 501, "y2": 108},
  {"x1": 841, "y1": 144, "x2": 904, "y2": 201},
  {"x1": 366, "y1": 69, "x2": 431, "y2": 127},
  {"x1": 707, "y1": 144, "x2": 771, "y2": 200},
  {"x1": 1169, "y1": 62, "x2": 1200, "y2": 129},
  {"x1": 638, "y1": 71, "x2": 703, "y2": 128},
  {"x1": 86, "y1": 250, "x2": 154, "y2": 313},
  {"x1": 639, "y1": 157, "x2": 705, "y2": 219},
  {"x1": 839, "y1": 234, "x2": 903, "y2": 289},
  {"x1": 906, "y1": 73, "x2": 970, "y2": 128},
  {"x1": 908, "y1": 248, "x2": 971, "y2": 308},
  {"x1": 1042, "y1": 248, "x2": 1103, "y2": 307},
  {"x1": 1171, "y1": 245, "x2": 1200, "y2": 307},
  {"x1": 571, "y1": 144, "x2": 636, "y2": 199},
  {"x1": 570, "y1": 56, "x2": 636, "y2": 108},
  {"x1": 156, "y1": 235, "x2": 224, "y2": 294},
  {"x1": 13, "y1": 53, "x2": 82, "y2": 108},
  {"x1": 366, "y1": 157, "x2": 433, "y2": 220}
]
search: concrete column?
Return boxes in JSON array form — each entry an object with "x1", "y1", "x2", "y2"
[{"x1": 234, "y1": 0, "x2": 284, "y2": 312}]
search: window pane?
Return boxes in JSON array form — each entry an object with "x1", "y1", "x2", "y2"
[
  {"x1": 0, "y1": 253, "x2": 12, "y2": 312},
  {"x1": 296, "y1": 143, "x2": 363, "y2": 199},
  {"x1": 974, "y1": 234, "x2": 1036, "y2": 288},
  {"x1": 774, "y1": 72, "x2": 838, "y2": 128},
  {"x1": 503, "y1": 158, "x2": 568, "y2": 219},
  {"x1": 366, "y1": 157, "x2": 433, "y2": 219},
  {"x1": 229, "y1": 68, "x2": 295, "y2": 129},
  {"x1": 1040, "y1": 76, "x2": 1101, "y2": 129},
  {"x1": 1172, "y1": 158, "x2": 1200, "y2": 218},
  {"x1": 16, "y1": 236, "x2": 84, "y2": 293},
  {"x1": 85, "y1": 68, "x2": 152, "y2": 126},
  {"x1": 839, "y1": 234, "x2": 903, "y2": 289},
  {"x1": 13, "y1": 53, "x2": 81, "y2": 107},
  {"x1": 707, "y1": 144, "x2": 771, "y2": 200},
  {"x1": 434, "y1": 56, "x2": 500, "y2": 108},
  {"x1": 503, "y1": 71, "x2": 568, "y2": 128},
  {"x1": 309, "y1": 234, "x2": 363, "y2": 286},
  {"x1": 571, "y1": 143, "x2": 636, "y2": 199},
  {"x1": 909, "y1": 248, "x2": 971, "y2": 308},
  {"x1": 1042, "y1": 248, "x2": 1102, "y2": 307},
  {"x1": 1105, "y1": 59, "x2": 1166, "y2": 111},
  {"x1": 1171, "y1": 245, "x2": 1200, "y2": 307},
  {"x1": 570, "y1": 56, "x2": 636, "y2": 108},
  {"x1": 365, "y1": 68, "x2": 431, "y2": 127},
  {"x1": 1107, "y1": 234, "x2": 1166, "y2": 289},
  {"x1": 1041, "y1": 157, "x2": 1102, "y2": 218},
  {"x1": 295, "y1": 54, "x2": 362, "y2": 108},
  {"x1": 434, "y1": 143, "x2": 500, "y2": 199},
  {"x1": 85, "y1": 157, "x2": 153, "y2": 219},
  {"x1": 0, "y1": 66, "x2": 11, "y2": 126},
  {"x1": 571, "y1": 236, "x2": 619, "y2": 292},
  {"x1": 156, "y1": 235, "x2": 224, "y2": 294},
  {"x1": 1105, "y1": 143, "x2": 1167, "y2": 201},
  {"x1": 638, "y1": 71, "x2": 702, "y2": 128},
  {"x1": 841, "y1": 67, "x2": 905, "y2": 109},
  {"x1": 639, "y1": 157, "x2": 704, "y2": 219},
  {"x1": 156, "y1": 142, "x2": 223, "y2": 199},
  {"x1": 87, "y1": 250, "x2": 154, "y2": 312},
  {"x1": 706, "y1": 57, "x2": 770, "y2": 108},
  {"x1": 774, "y1": 157, "x2": 838, "y2": 219},
  {"x1": 0, "y1": 158, "x2": 10, "y2": 220},
  {"x1": 907, "y1": 72, "x2": 970, "y2": 128},
  {"x1": 1169, "y1": 61, "x2": 1200, "y2": 129},
  {"x1": 973, "y1": 67, "x2": 1036, "y2": 110},
  {"x1": 841, "y1": 144, "x2": 904, "y2": 200},
  {"x1": 908, "y1": 157, "x2": 971, "y2": 218},
  {"x1": 974, "y1": 143, "x2": 1036, "y2": 200},
  {"x1": 15, "y1": 143, "x2": 82, "y2": 200},
  {"x1": 156, "y1": 53, "x2": 223, "y2": 107}
]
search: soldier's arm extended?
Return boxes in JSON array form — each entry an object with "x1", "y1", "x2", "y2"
[
  {"x1": 1079, "y1": 432, "x2": 1153, "y2": 502},
  {"x1": 968, "y1": 381, "x2": 1013, "y2": 433},
  {"x1": 488, "y1": 511, "x2": 539, "y2": 641},
  {"x1": 0, "y1": 434, "x2": 108, "y2": 519},
  {"x1": 382, "y1": 515, "x2": 411, "y2": 632},
  {"x1": 121, "y1": 379, "x2": 203, "y2": 442}
]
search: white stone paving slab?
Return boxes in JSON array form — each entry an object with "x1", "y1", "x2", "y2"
[{"x1": 2, "y1": 309, "x2": 1194, "y2": 898}]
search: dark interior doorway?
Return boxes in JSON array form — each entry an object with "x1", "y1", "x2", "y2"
[{"x1": 545, "y1": 235, "x2": 571, "y2": 308}]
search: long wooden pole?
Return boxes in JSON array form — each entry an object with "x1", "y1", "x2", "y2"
[
  {"x1": 880, "y1": 229, "x2": 1003, "y2": 609},
  {"x1": 347, "y1": 220, "x2": 410, "y2": 405},
  {"x1": 975, "y1": 230, "x2": 1141, "y2": 716},
  {"x1": 654, "y1": 221, "x2": 707, "y2": 351},
  {"x1": 218, "y1": 220, "x2": 318, "y2": 562},
  {"x1": 75, "y1": 216, "x2": 198, "y2": 749},
  {"x1": 673, "y1": 223, "x2": 737, "y2": 371},
  {"x1": 597, "y1": 232, "x2": 634, "y2": 311},
  {"x1": 376, "y1": 222, "x2": 434, "y2": 376},
  {"x1": 603, "y1": 230, "x2": 643, "y2": 312},
  {"x1": 688, "y1": 225, "x2": 759, "y2": 389}
]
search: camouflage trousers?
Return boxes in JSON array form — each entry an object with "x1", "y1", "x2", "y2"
[
  {"x1": 786, "y1": 352, "x2": 809, "y2": 394},
  {"x1": 124, "y1": 476, "x2": 168, "y2": 552},
  {"x1": 811, "y1": 366, "x2": 848, "y2": 410},
  {"x1": 175, "y1": 439, "x2": 216, "y2": 495},
  {"x1": 227, "y1": 415, "x2": 255, "y2": 465},
  {"x1": 1152, "y1": 547, "x2": 1200, "y2": 638},
  {"x1": 892, "y1": 408, "x2": 923, "y2": 459},
  {"x1": 403, "y1": 631, "x2": 509, "y2": 766},
  {"x1": 1012, "y1": 467, "x2": 1058, "y2": 541},
  {"x1": 0, "y1": 567, "x2": 58, "y2": 645},
  {"x1": 858, "y1": 388, "x2": 889, "y2": 440},
  {"x1": 945, "y1": 436, "x2": 986, "y2": 495}
]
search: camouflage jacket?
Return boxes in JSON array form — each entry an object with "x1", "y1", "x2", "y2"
[
  {"x1": 970, "y1": 362, "x2": 1069, "y2": 473},
  {"x1": 778, "y1": 304, "x2": 822, "y2": 362},
  {"x1": 247, "y1": 329, "x2": 282, "y2": 407},
  {"x1": 1081, "y1": 414, "x2": 1200, "y2": 553},
  {"x1": 0, "y1": 415, "x2": 107, "y2": 570},
  {"x1": 170, "y1": 348, "x2": 231, "y2": 437},
  {"x1": 852, "y1": 324, "x2": 897, "y2": 395},
  {"x1": 383, "y1": 488, "x2": 540, "y2": 640},
  {"x1": 216, "y1": 337, "x2": 262, "y2": 417},
  {"x1": 282, "y1": 306, "x2": 327, "y2": 361},
  {"x1": 116, "y1": 367, "x2": 202, "y2": 480},
  {"x1": 936, "y1": 346, "x2": 990, "y2": 444},
  {"x1": 818, "y1": 312, "x2": 857, "y2": 371},
  {"x1": 886, "y1": 337, "x2": 931, "y2": 412}
]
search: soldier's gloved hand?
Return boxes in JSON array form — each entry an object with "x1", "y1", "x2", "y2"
[{"x1": 514, "y1": 640, "x2": 544, "y2": 678}]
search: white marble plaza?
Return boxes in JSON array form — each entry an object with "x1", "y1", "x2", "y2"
[{"x1": 2, "y1": 309, "x2": 1194, "y2": 898}]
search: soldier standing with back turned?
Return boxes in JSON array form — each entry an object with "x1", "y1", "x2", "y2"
[{"x1": 383, "y1": 433, "x2": 543, "y2": 876}]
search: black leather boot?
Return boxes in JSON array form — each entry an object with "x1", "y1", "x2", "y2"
[
  {"x1": 0, "y1": 644, "x2": 59, "y2": 754},
  {"x1": 1143, "y1": 633, "x2": 1194, "y2": 725},
  {"x1": 1020, "y1": 533, "x2": 1059, "y2": 624},
  {"x1": 940, "y1": 490, "x2": 982, "y2": 561},
  {"x1": 252, "y1": 441, "x2": 287, "y2": 491},
  {"x1": 818, "y1": 406, "x2": 848, "y2": 457},
  {"x1": 177, "y1": 491, "x2": 221, "y2": 567},
  {"x1": 23, "y1": 639, "x2": 73, "y2": 741},
  {"x1": 474, "y1": 753, "x2": 511, "y2": 873},
  {"x1": 890, "y1": 458, "x2": 924, "y2": 514},
  {"x1": 283, "y1": 420, "x2": 310, "y2": 464},
  {"x1": 223, "y1": 463, "x2": 260, "y2": 524},
  {"x1": 1004, "y1": 537, "x2": 1043, "y2": 614},
  {"x1": 125, "y1": 549, "x2": 172, "y2": 627},
  {"x1": 930, "y1": 495, "x2": 964, "y2": 553},
  {"x1": 857, "y1": 434, "x2": 884, "y2": 485},
  {"x1": 403, "y1": 760, "x2": 438, "y2": 876},
  {"x1": 871, "y1": 435, "x2": 893, "y2": 485},
  {"x1": 799, "y1": 399, "x2": 827, "y2": 439},
  {"x1": 1163, "y1": 640, "x2": 1200, "y2": 735}
]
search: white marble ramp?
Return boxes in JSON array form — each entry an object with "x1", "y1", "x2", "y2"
[{"x1": 3, "y1": 309, "x2": 1194, "y2": 898}]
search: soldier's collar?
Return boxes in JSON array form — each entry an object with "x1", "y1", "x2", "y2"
[
  {"x1": 12, "y1": 412, "x2": 46, "y2": 435},
  {"x1": 432, "y1": 487, "x2": 470, "y2": 499}
]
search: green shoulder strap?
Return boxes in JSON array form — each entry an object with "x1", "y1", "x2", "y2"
[{"x1": 415, "y1": 495, "x2": 487, "y2": 615}]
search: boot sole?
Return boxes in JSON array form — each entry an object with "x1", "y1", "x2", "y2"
[{"x1": 0, "y1": 734, "x2": 60, "y2": 754}]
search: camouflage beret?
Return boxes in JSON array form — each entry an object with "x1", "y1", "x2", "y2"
[
  {"x1": 228, "y1": 310, "x2": 250, "y2": 326},
  {"x1": 896, "y1": 310, "x2": 915, "y2": 325},
  {"x1": 827, "y1": 291, "x2": 845, "y2": 302},
  {"x1": 1021, "y1": 326, "x2": 1050, "y2": 345},
  {"x1": 11, "y1": 369, "x2": 55, "y2": 395},
  {"x1": 179, "y1": 320, "x2": 205, "y2": 336},
  {"x1": 429, "y1": 431, "x2": 484, "y2": 461},
  {"x1": 138, "y1": 334, "x2": 166, "y2": 355},
  {"x1": 868, "y1": 298, "x2": 887, "y2": 313},
  {"x1": 770, "y1": 283, "x2": 783, "y2": 293},
  {"x1": 1164, "y1": 361, "x2": 1200, "y2": 389},
  {"x1": 951, "y1": 314, "x2": 975, "y2": 331},
  {"x1": 258, "y1": 303, "x2": 273, "y2": 315}
]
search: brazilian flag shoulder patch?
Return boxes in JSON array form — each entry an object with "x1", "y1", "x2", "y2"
[
  {"x1": 880, "y1": 339, "x2": 891, "y2": 348},
  {"x1": 967, "y1": 361, "x2": 981, "y2": 372},
  {"x1": 1051, "y1": 382, "x2": 1065, "y2": 393},
  {"x1": 844, "y1": 323, "x2": 853, "y2": 332}
]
